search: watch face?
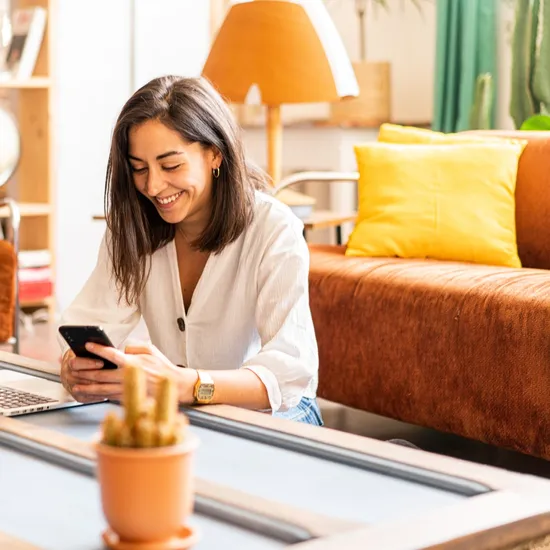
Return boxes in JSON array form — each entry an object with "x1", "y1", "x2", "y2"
[{"x1": 197, "y1": 383, "x2": 214, "y2": 402}]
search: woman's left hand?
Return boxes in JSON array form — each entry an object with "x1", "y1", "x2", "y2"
[{"x1": 73, "y1": 342, "x2": 192, "y2": 401}]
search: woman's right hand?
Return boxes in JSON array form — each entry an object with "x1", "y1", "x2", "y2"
[{"x1": 60, "y1": 350, "x2": 108, "y2": 403}]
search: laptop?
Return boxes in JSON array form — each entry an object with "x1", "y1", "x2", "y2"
[{"x1": 0, "y1": 369, "x2": 84, "y2": 417}]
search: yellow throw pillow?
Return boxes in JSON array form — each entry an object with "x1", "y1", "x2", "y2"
[
  {"x1": 378, "y1": 123, "x2": 447, "y2": 144},
  {"x1": 377, "y1": 122, "x2": 522, "y2": 146},
  {"x1": 346, "y1": 141, "x2": 526, "y2": 268}
]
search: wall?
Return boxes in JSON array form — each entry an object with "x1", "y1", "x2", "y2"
[
  {"x1": 53, "y1": 0, "x2": 132, "y2": 315},
  {"x1": 53, "y1": 0, "x2": 211, "y2": 314},
  {"x1": 325, "y1": 0, "x2": 436, "y2": 125},
  {"x1": 133, "y1": 0, "x2": 210, "y2": 89}
]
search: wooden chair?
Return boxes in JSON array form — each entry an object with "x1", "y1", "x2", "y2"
[{"x1": 0, "y1": 198, "x2": 20, "y2": 354}]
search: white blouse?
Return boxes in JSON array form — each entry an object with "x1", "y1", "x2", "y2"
[{"x1": 58, "y1": 191, "x2": 319, "y2": 412}]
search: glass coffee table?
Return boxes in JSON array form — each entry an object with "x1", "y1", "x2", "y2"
[{"x1": 1, "y1": 353, "x2": 550, "y2": 549}]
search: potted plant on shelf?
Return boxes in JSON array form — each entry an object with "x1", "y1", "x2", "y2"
[
  {"x1": 326, "y1": 0, "x2": 427, "y2": 126},
  {"x1": 96, "y1": 365, "x2": 200, "y2": 549}
]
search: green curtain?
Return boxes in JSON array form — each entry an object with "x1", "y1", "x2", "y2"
[{"x1": 432, "y1": 0, "x2": 497, "y2": 133}]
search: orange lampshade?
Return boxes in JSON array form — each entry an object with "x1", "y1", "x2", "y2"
[
  {"x1": 202, "y1": 0, "x2": 359, "y2": 105},
  {"x1": 202, "y1": 0, "x2": 358, "y2": 197}
]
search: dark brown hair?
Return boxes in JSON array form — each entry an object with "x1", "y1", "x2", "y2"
[{"x1": 104, "y1": 75, "x2": 268, "y2": 306}]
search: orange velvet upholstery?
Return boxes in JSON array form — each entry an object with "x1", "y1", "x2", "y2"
[
  {"x1": 308, "y1": 132, "x2": 550, "y2": 459},
  {"x1": 0, "y1": 239, "x2": 16, "y2": 342}
]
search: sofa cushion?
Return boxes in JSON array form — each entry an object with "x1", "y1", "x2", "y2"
[
  {"x1": 466, "y1": 131, "x2": 550, "y2": 270},
  {"x1": 346, "y1": 140, "x2": 525, "y2": 267},
  {"x1": 308, "y1": 244, "x2": 550, "y2": 458},
  {"x1": 381, "y1": 125, "x2": 550, "y2": 271},
  {"x1": 377, "y1": 122, "x2": 522, "y2": 145},
  {"x1": 378, "y1": 123, "x2": 447, "y2": 143}
]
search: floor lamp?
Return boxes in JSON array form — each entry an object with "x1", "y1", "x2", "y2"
[{"x1": 202, "y1": 0, "x2": 359, "y2": 207}]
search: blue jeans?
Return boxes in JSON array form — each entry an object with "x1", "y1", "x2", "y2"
[{"x1": 273, "y1": 397, "x2": 324, "y2": 426}]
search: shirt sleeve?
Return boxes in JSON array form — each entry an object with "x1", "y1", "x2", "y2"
[
  {"x1": 57, "y1": 231, "x2": 142, "y2": 356},
  {"x1": 241, "y1": 216, "x2": 319, "y2": 413}
]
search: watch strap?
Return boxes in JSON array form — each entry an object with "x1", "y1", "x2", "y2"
[{"x1": 193, "y1": 369, "x2": 215, "y2": 404}]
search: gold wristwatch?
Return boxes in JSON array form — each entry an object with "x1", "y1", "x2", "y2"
[{"x1": 193, "y1": 370, "x2": 215, "y2": 405}]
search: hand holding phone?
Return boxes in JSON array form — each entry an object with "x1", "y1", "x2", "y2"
[{"x1": 58, "y1": 325, "x2": 118, "y2": 369}]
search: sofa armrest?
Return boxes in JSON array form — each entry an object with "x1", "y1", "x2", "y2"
[
  {"x1": 308, "y1": 245, "x2": 550, "y2": 459},
  {"x1": 0, "y1": 198, "x2": 20, "y2": 353}
]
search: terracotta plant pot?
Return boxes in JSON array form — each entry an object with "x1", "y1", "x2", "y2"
[{"x1": 95, "y1": 432, "x2": 199, "y2": 545}]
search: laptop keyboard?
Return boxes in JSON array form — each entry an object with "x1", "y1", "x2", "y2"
[{"x1": 0, "y1": 386, "x2": 57, "y2": 411}]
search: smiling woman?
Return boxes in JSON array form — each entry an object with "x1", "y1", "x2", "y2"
[
  {"x1": 104, "y1": 76, "x2": 267, "y2": 307},
  {"x1": 57, "y1": 75, "x2": 322, "y2": 426},
  {"x1": 129, "y1": 131, "x2": 212, "y2": 214}
]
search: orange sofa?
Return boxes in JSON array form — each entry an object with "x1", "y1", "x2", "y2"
[{"x1": 308, "y1": 131, "x2": 550, "y2": 460}]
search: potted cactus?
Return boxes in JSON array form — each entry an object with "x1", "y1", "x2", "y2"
[
  {"x1": 510, "y1": 0, "x2": 550, "y2": 128},
  {"x1": 96, "y1": 365, "x2": 199, "y2": 548}
]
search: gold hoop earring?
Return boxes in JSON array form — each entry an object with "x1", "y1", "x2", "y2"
[{"x1": 212, "y1": 167, "x2": 220, "y2": 179}]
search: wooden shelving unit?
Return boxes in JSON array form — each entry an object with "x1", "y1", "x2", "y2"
[
  {"x1": 20, "y1": 296, "x2": 53, "y2": 309},
  {"x1": 2, "y1": 0, "x2": 55, "y2": 315}
]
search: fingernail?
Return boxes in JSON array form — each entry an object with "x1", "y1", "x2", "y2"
[
  {"x1": 95, "y1": 361, "x2": 103, "y2": 367},
  {"x1": 85, "y1": 342, "x2": 94, "y2": 350}
]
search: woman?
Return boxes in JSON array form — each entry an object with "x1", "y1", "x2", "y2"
[{"x1": 58, "y1": 75, "x2": 322, "y2": 426}]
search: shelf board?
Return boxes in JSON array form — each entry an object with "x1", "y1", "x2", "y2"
[
  {"x1": 0, "y1": 77, "x2": 51, "y2": 89},
  {"x1": 0, "y1": 203, "x2": 51, "y2": 219},
  {"x1": 20, "y1": 296, "x2": 52, "y2": 309},
  {"x1": 303, "y1": 210, "x2": 357, "y2": 230}
]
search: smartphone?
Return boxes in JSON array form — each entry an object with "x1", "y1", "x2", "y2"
[{"x1": 58, "y1": 325, "x2": 118, "y2": 369}]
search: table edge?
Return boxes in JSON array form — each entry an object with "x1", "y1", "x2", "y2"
[
  {"x1": 287, "y1": 491, "x2": 550, "y2": 549},
  {"x1": 2, "y1": 352, "x2": 549, "y2": 494}
]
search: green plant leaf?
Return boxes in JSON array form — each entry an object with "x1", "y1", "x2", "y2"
[{"x1": 520, "y1": 114, "x2": 550, "y2": 130}]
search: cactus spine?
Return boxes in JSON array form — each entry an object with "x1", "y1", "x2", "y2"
[{"x1": 100, "y1": 366, "x2": 187, "y2": 448}]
